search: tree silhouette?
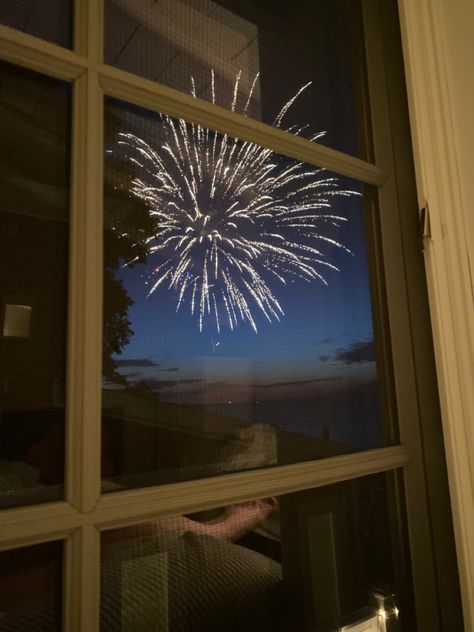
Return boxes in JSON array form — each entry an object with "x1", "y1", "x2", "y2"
[{"x1": 103, "y1": 148, "x2": 157, "y2": 385}]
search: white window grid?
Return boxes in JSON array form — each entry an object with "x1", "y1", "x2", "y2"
[{"x1": 0, "y1": 1, "x2": 441, "y2": 630}]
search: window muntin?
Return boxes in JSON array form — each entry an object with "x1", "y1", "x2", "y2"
[
  {"x1": 104, "y1": 0, "x2": 373, "y2": 161},
  {"x1": 0, "y1": 1, "x2": 73, "y2": 49},
  {"x1": 102, "y1": 97, "x2": 388, "y2": 492},
  {"x1": 0, "y1": 60, "x2": 71, "y2": 508}
]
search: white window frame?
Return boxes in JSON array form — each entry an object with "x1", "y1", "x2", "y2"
[
  {"x1": 0, "y1": 1, "x2": 459, "y2": 630},
  {"x1": 398, "y1": 0, "x2": 474, "y2": 628}
]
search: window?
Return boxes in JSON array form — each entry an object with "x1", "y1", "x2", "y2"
[
  {"x1": 102, "y1": 97, "x2": 384, "y2": 491},
  {"x1": 0, "y1": 2, "x2": 462, "y2": 631}
]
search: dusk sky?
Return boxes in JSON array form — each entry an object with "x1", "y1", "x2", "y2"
[{"x1": 108, "y1": 177, "x2": 378, "y2": 407}]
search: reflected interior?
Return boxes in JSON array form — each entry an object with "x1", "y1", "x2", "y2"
[
  {"x1": 0, "y1": 61, "x2": 70, "y2": 508},
  {"x1": 100, "y1": 474, "x2": 410, "y2": 631},
  {"x1": 105, "y1": 0, "x2": 372, "y2": 159}
]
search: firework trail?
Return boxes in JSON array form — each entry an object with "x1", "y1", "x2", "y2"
[{"x1": 116, "y1": 72, "x2": 359, "y2": 333}]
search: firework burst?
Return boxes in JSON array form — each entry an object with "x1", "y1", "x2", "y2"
[{"x1": 116, "y1": 72, "x2": 359, "y2": 333}]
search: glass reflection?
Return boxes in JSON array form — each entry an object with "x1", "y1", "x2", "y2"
[
  {"x1": 0, "y1": 1, "x2": 73, "y2": 48},
  {"x1": 102, "y1": 98, "x2": 385, "y2": 492},
  {"x1": 0, "y1": 61, "x2": 71, "y2": 508},
  {"x1": 0, "y1": 541, "x2": 62, "y2": 630},
  {"x1": 105, "y1": 0, "x2": 372, "y2": 159},
  {"x1": 100, "y1": 474, "x2": 411, "y2": 631}
]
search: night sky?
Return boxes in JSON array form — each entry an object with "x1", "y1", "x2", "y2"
[
  {"x1": 112, "y1": 182, "x2": 374, "y2": 397},
  {"x1": 105, "y1": 161, "x2": 380, "y2": 447}
]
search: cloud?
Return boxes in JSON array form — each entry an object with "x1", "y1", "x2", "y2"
[
  {"x1": 115, "y1": 359, "x2": 180, "y2": 375},
  {"x1": 115, "y1": 358, "x2": 158, "y2": 368},
  {"x1": 260, "y1": 377, "x2": 339, "y2": 389},
  {"x1": 316, "y1": 336, "x2": 338, "y2": 346},
  {"x1": 333, "y1": 340, "x2": 375, "y2": 364},
  {"x1": 142, "y1": 377, "x2": 202, "y2": 391}
]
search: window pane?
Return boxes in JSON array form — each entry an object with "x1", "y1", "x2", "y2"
[
  {"x1": 101, "y1": 472, "x2": 413, "y2": 630},
  {"x1": 102, "y1": 98, "x2": 390, "y2": 492},
  {"x1": 0, "y1": 0, "x2": 73, "y2": 49},
  {"x1": 0, "y1": 61, "x2": 71, "y2": 509},
  {"x1": 104, "y1": 0, "x2": 372, "y2": 160},
  {"x1": 0, "y1": 540, "x2": 62, "y2": 630}
]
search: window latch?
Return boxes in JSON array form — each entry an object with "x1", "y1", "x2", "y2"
[{"x1": 420, "y1": 203, "x2": 431, "y2": 251}]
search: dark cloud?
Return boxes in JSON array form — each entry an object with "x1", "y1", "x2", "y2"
[
  {"x1": 316, "y1": 336, "x2": 338, "y2": 346},
  {"x1": 143, "y1": 379, "x2": 175, "y2": 390},
  {"x1": 115, "y1": 358, "x2": 158, "y2": 368},
  {"x1": 333, "y1": 340, "x2": 375, "y2": 364},
  {"x1": 260, "y1": 377, "x2": 339, "y2": 389},
  {"x1": 319, "y1": 355, "x2": 330, "y2": 363},
  {"x1": 142, "y1": 377, "x2": 202, "y2": 391},
  {"x1": 162, "y1": 367, "x2": 179, "y2": 372}
]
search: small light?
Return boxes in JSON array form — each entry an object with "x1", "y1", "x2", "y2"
[
  {"x1": 3, "y1": 304, "x2": 32, "y2": 338},
  {"x1": 394, "y1": 607, "x2": 399, "y2": 618}
]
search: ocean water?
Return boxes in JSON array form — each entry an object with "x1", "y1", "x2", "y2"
[{"x1": 205, "y1": 392, "x2": 384, "y2": 451}]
